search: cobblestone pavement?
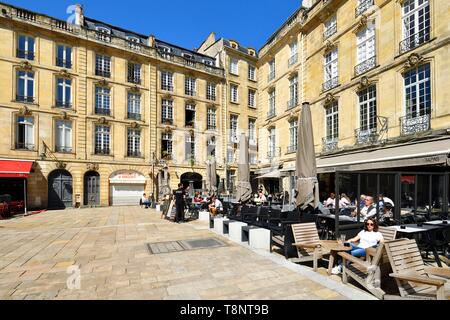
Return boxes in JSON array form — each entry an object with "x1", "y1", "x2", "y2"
[{"x1": 0, "y1": 207, "x2": 376, "y2": 300}]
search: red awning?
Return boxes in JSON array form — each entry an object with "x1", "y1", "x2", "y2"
[{"x1": 0, "y1": 160, "x2": 34, "y2": 178}]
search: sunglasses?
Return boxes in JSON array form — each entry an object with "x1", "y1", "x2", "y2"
[{"x1": 366, "y1": 223, "x2": 374, "y2": 226}]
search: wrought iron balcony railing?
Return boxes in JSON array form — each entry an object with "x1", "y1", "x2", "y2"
[
  {"x1": 400, "y1": 112, "x2": 431, "y2": 136},
  {"x1": 400, "y1": 29, "x2": 431, "y2": 54},
  {"x1": 287, "y1": 145, "x2": 298, "y2": 154},
  {"x1": 16, "y1": 95, "x2": 35, "y2": 103},
  {"x1": 267, "y1": 147, "x2": 281, "y2": 160},
  {"x1": 56, "y1": 101, "x2": 72, "y2": 109},
  {"x1": 55, "y1": 146, "x2": 73, "y2": 153},
  {"x1": 185, "y1": 89, "x2": 196, "y2": 96},
  {"x1": 95, "y1": 108, "x2": 111, "y2": 116},
  {"x1": 229, "y1": 132, "x2": 239, "y2": 144},
  {"x1": 127, "y1": 113, "x2": 141, "y2": 121},
  {"x1": 287, "y1": 99, "x2": 298, "y2": 111},
  {"x1": 161, "y1": 84, "x2": 174, "y2": 92},
  {"x1": 268, "y1": 71, "x2": 276, "y2": 82},
  {"x1": 162, "y1": 118, "x2": 174, "y2": 125},
  {"x1": 127, "y1": 75, "x2": 141, "y2": 84},
  {"x1": 95, "y1": 69, "x2": 111, "y2": 78},
  {"x1": 17, "y1": 49, "x2": 35, "y2": 60},
  {"x1": 288, "y1": 54, "x2": 298, "y2": 67},
  {"x1": 95, "y1": 148, "x2": 110, "y2": 155},
  {"x1": 127, "y1": 151, "x2": 142, "y2": 158},
  {"x1": 354, "y1": 116, "x2": 389, "y2": 145},
  {"x1": 355, "y1": 0, "x2": 374, "y2": 17},
  {"x1": 322, "y1": 76, "x2": 339, "y2": 92},
  {"x1": 323, "y1": 24, "x2": 337, "y2": 41},
  {"x1": 207, "y1": 94, "x2": 216, "y2": 101},
  {"x1": 322, "y1": 137, "x2": 338, "y2": 153},
  {"x1": 355, "y1": 56, "x2": 377, "y2": 76},
  {"x1": 15, "y1": 143, "x2": 35, "y2": 151},
  {"x1": 56, "y1": 58, "x2": 72, "y2": 69},
  {"x1": 267, "y1": 109, "x2": 276, "y2": 119}
]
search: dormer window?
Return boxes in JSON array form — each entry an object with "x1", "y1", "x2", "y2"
[
  {"x1": 96, "y1": 26, "x2": 111, "y2": 43},
  {"x1": 126, "y1": 36, "x2": 141, "y2": 50},
  {"x1": 158, "y1": 45, "x2": 172, "y2": 59},
  {"x1": 183, "y1": 53, "x2": 195, "y2": 67},
  {"x1": 229, "y1": 41, "x2": 239, "y2": 49}
]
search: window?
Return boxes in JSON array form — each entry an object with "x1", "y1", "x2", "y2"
[
  {"x1": 248, "y1": 119, "x2": 257, "y2": 145},
  {"x1": 248, "y1": 65, "x2": 256, "y2": 81},
  {"x1": 268, "y1": 89, "x2": 276, "y2": 118},
  {"x1": 207, "y1": 136, "x2": 216, "y2": 158},
  {"x1": 161, "y1": 71, "x2": 174, "y2": 91},
  {"x1": 128, "y1": 63, "x2": 141, "y2": 84},
  {"x1": 249, "y1": 153, "x2": 257, "y2": 165},
  {"x1": 16, "y1": 116, "x2": 34, "y2": 150},
  {"x1": 183, "y1": 53, "x2": 195, "y2": 67},
  {"x1": 206, "y1": 82, "x2": 216, "y2": 101},
  {"x1": 95, "y1": 125, "x2": 110, "y2": 155},
  {"x1": 161, "y1": 133, "x2": 173, "y2": 159},
  {"x1": 162, "y1": 99, "x2": 173, "y2": 124},
  {"x1": 17, "y1": 35, "x2": 35, "y2": 60},
  {"x1": 95, "y1": 26, "x2": 111, "y2": 42},
  {"x1": 16, "y1": 70, "x2": 34, "y2": 103},
  {"x1": 158, "y1": 45, "x2": 172, "y2": 59},
  {"x1": 230, "y1": 84, "x2": 239, "y2": 103},
  {"x1": 358, "y1": 85, "x2": 377, "y2": 132},
  {"x1": 95, "y1": 86, "x2": 111, "y2": 115},
  {"x1": 268, "y1": 59, "x2": 276, "y2": 82},
  {"x1": 127, "y1": 128, "x2": 141, "y2": 157},
  {"x1": 323, "y1": 48, "x2": 338, "y2": 91},
  {"x1": 230, "y1": 115, "x2": 238, "y2": 143},
  {"x1": 289, "y1": 120, "x2": 298, "y2": 153},
  {"x1": 356, "y1": 0, "x2": 374, "y2": 17},
  {"x1": 185, "y1": 76, "x2": 196, "y2": 96},
  {"x1": 95, "y1": 54, "x2": 111, "y2": 78},
  {"x1": 56, "y1": 45, "x2": 72, "y2": 68},
  {"x1": 56, "y1": 78, "x2": 72, "y2": 108},
  {"x1": 207, "y1": 108, "x2": 217, "y2": 130},
  {"x1": 288, "y1": 76, "x2": 298, "y2": 109},
  {"x1": 289, "y1": 42, "x2": 298, "y2": 66},
  {"x1": 230, "y1": 58, "x2": 239, "y2": 75},
  {"x1": 404, "y1": 63, "x2": 431, "y2": 117},
  {"x1": 401, "y1": 0, "x2": 430, "y2": 53},
  {"x1": 324, "y1": 15, "x2": 337, "y2": 40},
  {"x1": 355, "y1": 23, "x2": 376, "y2": 75},
  {"x1": 127, "y1": 93, "x2": 141, "y2": 120},
  {"x1": 248, "y1": 89, "x2": 256, "y2": 108},
  {"x1": 126, "y1": 36, "x2": 141, "y2": 50},
  {"x1": 55, "y1": 120, "x2": 72, "y2": 153},
  {"x1": 268, "y1": 128, "x2": 276, "y2": 158},
  {"x1": 185, "y1": 134, "x2": 196, "y2": 161},
  {"x1": 325, "y1": 102, "x2": 339, "y2": 140},
  {"x1": 185, "y1": 104, "x2": 196, "y2": 127},
  {"x1": 227, "y1": 149, "x2": 235, "y2": 164}
]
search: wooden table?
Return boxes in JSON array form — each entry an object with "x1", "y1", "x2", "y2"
[{"x1": 320, "y1": 240, "x2": 352, "y2": 275}]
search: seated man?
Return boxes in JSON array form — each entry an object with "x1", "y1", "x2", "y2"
[
  {"x1": 352, "y1": 196, "x2": 377, "y2": 219},
  {"x1": 209, "y1": 196, "x2": 223, "y2": 217},
  {"x1": 141, "y1": 193, "x2": 151, "y2": 209}
]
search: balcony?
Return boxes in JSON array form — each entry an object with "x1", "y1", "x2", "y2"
[
  {"x1": 127, "y1": 41, "x2": 143, "y2": 52},
  {"x1": 322, "y1": 77, "x2": 339, "y2": 92},
  {"x1": 95, "y1": 31, "x2": 111, "y2": 43},
  {"x1": 400, "y1": 113, "x2": 431, "y2": 136},
  {"x1": 16, "y1": 49, "x2": 35, "y2": 60},
  {"x1": 268, "y1": 71, "x2": 276, "y2": 82},
  {"x1": 287, "y1": 99, "x2": 298, "y2": 111},
  {"x1": 16, "y1": 95, "x2": 35, "y2": 104},
  {"x1": 322, "y1": 137, "x2": 338, "y2": 153},
  {"x1": 161, "y1": 85, "x2": 174, "y2": 92},
  {"x1": 288, "y1": 54, "x2": 298, "y2": 67},
  {"x1": 15, "y1": 8, "x2": 36, "y2": 22},
  {"x1": 55, "y1": 146, "x2": 73, "y2": 153},
  {"x1": 207, "y1": 125, "x2": 217, "y2": 131},
  {"x1": 355, "y1": 116, "x2": 389, "y2": 145},
  {"x1": 355, "y1": 0, "x2": 374, "y2": 18},
  {"x1": 95, "y1": 148, "x2": 110, "y2": 155},
  {"x1": 15, "y1": 143, "x2": 35, "y2": 151},
  {"x1": 287, "y1": 145, "x2": 298, "y2": 154},
  {"x1": 206, "y1": 94, "x2": 216, "y2": 101},
  {"x1": 267, "y1": 109, "x2": 276, "y2": 119},
  {"x1": 95, "y1": 108, "x2": 111, "y2": 116},
  {"x1": 127, "y1": 75, "x2": 141, "y2": 85},
  {"x1": 128, "y1": 113, "x2": 141, "y2": 121},
  {"x1": 185, "y1": 90, "x2": 196, "y2": 97},
  {"x1": 95, "y1": 69, "x2": 111, "y2": 78},
  {"x1": 162, "y1": 118, "x2": 174, "y2": 125},
  {"x1": 56, "y1": 58, "x2": 72, "y2": 69},
  {"x1": 400, "y1": 29, "x2": 431, "y2": 54},
  {"x1": 157, "y1": 51, "x2": 225, "y2": 77},
  {"x1": 56, "y1": 101, "x2": 72, "y2": 109},
  {"x1": 323, "y1": 24, "x2": 337, "y2": 41},
  {"x1": 127, "y1": 151, "x2": 142, "y2": 158},
  {"x1": 354, "y1": 56, "x2": 377, "y2": 76}
]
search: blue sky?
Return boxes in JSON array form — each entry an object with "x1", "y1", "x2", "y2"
[{"x1": 6, "y1": 0, "x2": 302, "y2": 51}]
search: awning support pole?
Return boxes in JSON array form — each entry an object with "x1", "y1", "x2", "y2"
[{"x1": 24, "y1": 179, "x2": 27, "y2": 215}]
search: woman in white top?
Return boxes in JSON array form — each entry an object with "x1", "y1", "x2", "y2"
[{"x1": 332, "y1": 218, "x2": 384, "y2": 274}]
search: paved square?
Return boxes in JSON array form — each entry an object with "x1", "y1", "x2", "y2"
[{"x1": 0, "y1": 207, "x2": 375, "y2": 300}]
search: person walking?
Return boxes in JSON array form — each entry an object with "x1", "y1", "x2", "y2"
[{"x1": 174, "y1": 183, "x2": 186, "y2": 223}]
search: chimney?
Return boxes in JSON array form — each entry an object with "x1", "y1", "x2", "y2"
[
  {"x1": 74, "y1": 4, "x2": 84, "y2": 26},
  {"x1": 148, "y1": 34, "x2": 155, "y2": 47}
]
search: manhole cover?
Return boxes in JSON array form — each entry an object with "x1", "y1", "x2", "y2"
[{"x1": 147, "y1": 238, "x2": 226, "y2": 255}]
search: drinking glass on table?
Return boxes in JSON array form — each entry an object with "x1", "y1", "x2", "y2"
[{"x1": 339, "y1": 234, "x2": 346, "y2": 245}]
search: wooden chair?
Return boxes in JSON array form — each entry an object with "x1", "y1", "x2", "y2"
[
  {"x1": 338, "y1": 227, "x2": 398, "y2": 300},
  {"x1": 291, "y1": 223, "x2": 329, "y2": 272},
  {"x1": 384, "y1": 238, "x2": 450, "y2": 300}
]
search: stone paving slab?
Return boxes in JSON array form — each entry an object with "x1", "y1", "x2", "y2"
[{"x1": 0, "y1": 206, "x2": 380, "y2": 300}]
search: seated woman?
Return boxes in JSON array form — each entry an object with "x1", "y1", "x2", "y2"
[
  {"x1": 331, "y1": 218, "x2": 384, "y2": 274},
  {"x1": 209, "y1": 196, "x2": 223, "y2": 217},
  {"x1": 193, "y1": 192, "x2": 203, "y2": 210}
]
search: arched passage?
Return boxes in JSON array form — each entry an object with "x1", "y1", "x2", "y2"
[
  {"x1": 48, "y1": 169, "x2": 73, "y2": 209},
  {"x1": 180, "y1": 172, "x2": 203, "y2": 190}
]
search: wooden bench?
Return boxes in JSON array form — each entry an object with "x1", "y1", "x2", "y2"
[{"x1": 291, "y1": 223, "x2": 329, "y2": 272}]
